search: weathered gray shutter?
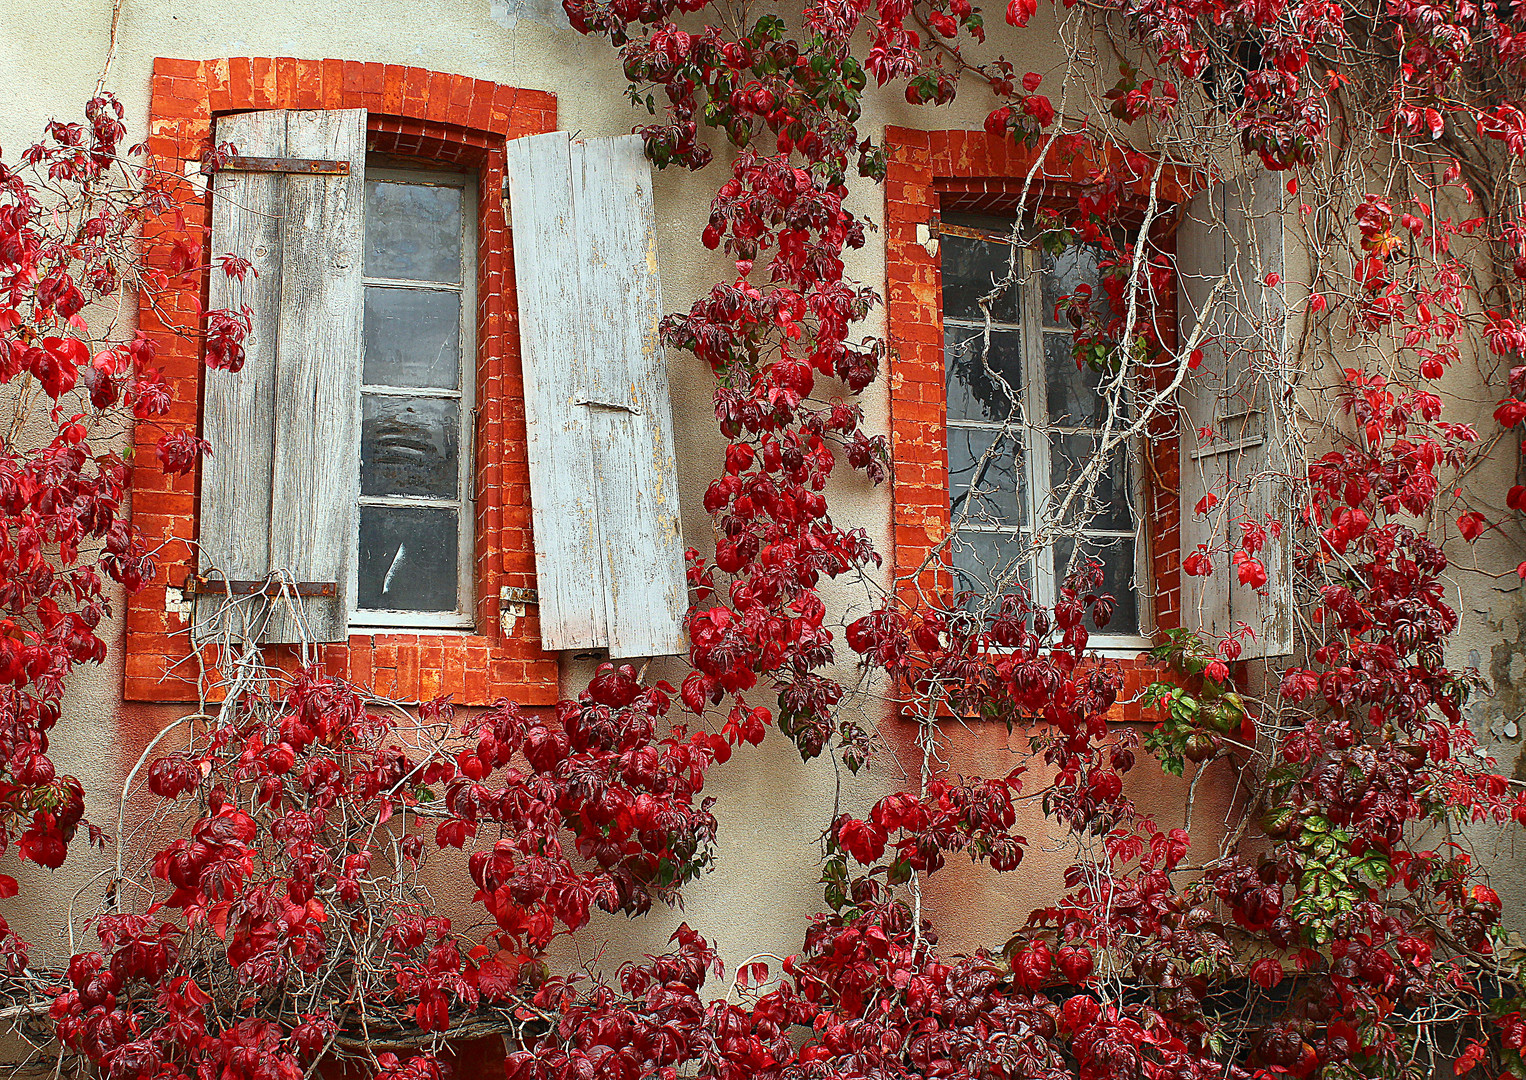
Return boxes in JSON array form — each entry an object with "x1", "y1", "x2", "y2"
[
  {"x1": 505, "y1": 131, "x2": 686, "y2": 658},
  {"x1": 1176, "y1": 170, "x2": 1294, "y2": 658},
  {"x1": 195, "y1": 109, "x2": 366, "y2": 645}
]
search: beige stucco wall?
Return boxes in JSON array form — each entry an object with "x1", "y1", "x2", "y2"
[{"x1": 0, "y1": 0, "x2": 1522, "y2": 1004}]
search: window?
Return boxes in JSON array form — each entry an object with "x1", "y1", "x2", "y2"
[
  {"x1": 188, "y1": 104, "x2": 684, "y2": 662},
  {"x1": 356, "y1": 167, "x2": 477, "y2": 628},
  {"x1": 126, "y1": 61, "x2": 577, "y2": 705},
  {"x1": 939, "y1": 213, "x2": 1146, "y2": 641}
]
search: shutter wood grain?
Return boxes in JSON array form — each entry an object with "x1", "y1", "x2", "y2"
[
  {"x1": 504, "y1": 132, "x2": 610, "y2": 652},
  {"x1": 265, "y1": 109, "x2": 365, "y2": 643},
  {"x1": 575, "y1": 135, "x2": 686, "y2": 658},
  {"x1": 196, "y1": 110, "x2": 287, "y2": 644},
  {"x1": 507, "y1": 131, "x2": 686, "y2": 658},
  {"x1": 1176, "y1": 173, "x2": 1294, "y2": 658},
  {"x1": 196, "y1": 108, "x2": 365, "y2": 645},
  {"x1": 1224, "y1": 172, "x2": 1293, "y2": 658},
  {"x1": 1176, "y1": 182, "x2": 1234, "y2": 646}
]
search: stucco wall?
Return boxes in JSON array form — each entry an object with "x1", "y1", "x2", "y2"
[{"x1": 1, "y1": 0, "x2": 1522, "y2": 996}]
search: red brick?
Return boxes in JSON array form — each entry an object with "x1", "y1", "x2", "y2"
[
  {"x1": 383, "y1": 65, "x2": 406, "y2": 112},
  {"x1": 441, "y1": 645, "x2": 467, "y2": 700},
  {"x1": 402, "y1": 67, "x2": 429, "y2": 113},
  {"x1": 276, "y1": 56, "x2": 298, "y2": 104},
  {"x1": 373, "y1": 665, "x2": 398, "y2": 699},
  {"x1": 294, "y1": 61, "x2": 321, "y2": 109},
  {"x1": 314, "y1": 59, "x2": 339, "y2": 108},
  {"x1": 394, "y1": 640, "x2": 420, "y2": 696},
  {"x1": 155, "y1": 57, "x2": 204, "y2": 79},
  {"x1": 345, "y1": 637, "x2": 372, "y2": 688}
]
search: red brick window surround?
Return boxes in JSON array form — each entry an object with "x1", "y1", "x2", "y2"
[
  {"x1": 127, "y1": 57, "x2": 559, "y2": 705},
  {"x1": 883, "y1": 128, "x2": 1189, "y2": 718}
]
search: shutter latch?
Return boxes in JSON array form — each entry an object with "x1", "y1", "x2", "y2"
[{"x1": 574, "y1": 398, "x2": 643, "y2": 415}]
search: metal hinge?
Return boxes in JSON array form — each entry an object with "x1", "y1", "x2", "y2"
[
  {"x1": 201, "y1": 156, "x2": 351, "y2": 176},
  {"x1": 183, "y1": 576, "x2": 336, "y2": 598},
  {"x1": 498, "y1": 587, "x2": 540, "y2": 635}
]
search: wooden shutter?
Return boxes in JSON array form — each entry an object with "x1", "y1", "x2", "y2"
[
  {"x1": 195, "y1": 109, "x2": 366, "y2": 645},
  {"x1": 505, "y1": 131, "x2": 686, "y2": 658},
  {"x1": 1176, "y1": 170, "x2": 1294, "y2": 658}
]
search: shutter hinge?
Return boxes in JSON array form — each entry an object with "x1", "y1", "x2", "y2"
[
  {"x1": 499, "y1": 587, "x2": 539, "y2": 636},
  {"x1": 201, "y1": 156, "x2": 351, "y2": 176},
  {"x1": 184, "y1": 575, "x2": 337, "y2": 598}
]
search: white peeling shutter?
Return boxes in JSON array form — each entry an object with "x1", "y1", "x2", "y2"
[
  {"x1": 1176, "y1": 170, "x2": 1293, "y2": 658},
  {"x1": 506, "y1": 132, "x2": 686, "y2": 658},
  {"x1": 195, "y1": 109, "x2": 366, "y2": 645}
]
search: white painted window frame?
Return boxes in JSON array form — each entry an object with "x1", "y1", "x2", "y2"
[
  {"x1": 350, "y1": 165, "x2": 478, "y2": 632},
  {"x1": 943, "y1": 224, "x2": 1153, "y2": 651}
]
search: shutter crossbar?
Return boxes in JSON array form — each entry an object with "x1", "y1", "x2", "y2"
[
  {"x1": 184, "y1": 576, "x2": 337, "y2": 598},
  {"x1": 1189, "y1": 434, "x2": 1265, "y2": 461},
  {"x1": 201, "y1": 156, "x2": 351, "y2": 176}
]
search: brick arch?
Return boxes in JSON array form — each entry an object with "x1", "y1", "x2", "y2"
[{"x1": 125, "y1": 57, "x2": 559, "y2": 705}]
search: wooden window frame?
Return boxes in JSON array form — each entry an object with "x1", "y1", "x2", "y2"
[{"x1": 126, "y1": 57, "x2": 560, "y2": 705}]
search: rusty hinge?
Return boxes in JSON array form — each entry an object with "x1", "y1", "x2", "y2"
[
  {"x1": 200, "y1": 156, "x2": 351, "y2": 176},
  {"x1": 183, "y1": 576, "x2": 336, "y2": 598},
  {"x1": 498, "y1": 587, "x2": 539, "y2": 635}
]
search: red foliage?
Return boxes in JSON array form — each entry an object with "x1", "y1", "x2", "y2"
[{"x1": 8, "y1": 0, "x2": 1526, "y2": 1067}]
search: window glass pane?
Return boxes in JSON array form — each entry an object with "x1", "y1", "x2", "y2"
[
  {"x1": 359, "y1": 506, "x2": 459, "y2": 612},
  {"x1": 949, "y1": 427, "x2": 1026, "y2": 526},
  {"x1": 1041, "y1": 243, "x2": 1113, "y2": 328},
  {"x1": 1052, "y1": 535, "x2": 1138, "y2": 635},
  {"x1": 365, "y1": 180, "x2": 464, "y2": 283},
  {"x1": 946, "y1": 326, "x2": 1023, "y2": 424},
  {"x1": 951, "y1": 530, "x2": 1033, "y2": 600},
  {"x1": 1047, "y1": 433, "x2": 1132, "y2": 530},
  {"x1": 364, "y1": 287, "x2": 461, "y2": 390},
  {"x1": 1044, "y1": 332, "x2": 1114, "y2": 426},
  {"x1": 941, "y1": 233, "x2": 1022, "y2": 323},
  {"x1": 361, "y1": 396, "x2": 461, "y2": 498}
]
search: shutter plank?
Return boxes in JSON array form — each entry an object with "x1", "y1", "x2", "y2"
[
  {"x1": 1176, "y1": 174, "x2": 1293, "y2": 658},
  {"x1": 506, "y1": 132, "x2": 611, "y2": 651},
  {"x1": 195, "y1": 111, "x2": 287, "y2": 643},
  {"x1": 1224, "y1": 172, "x2": 1293, "y2": 658},
  {"x1": 265, "y1": 108, "x2": 366, "y2": 644},
  {"x1": 507, "y1": 131, "x2": 687, "y2": 658},
  {"x1": 572, "y1": 136, "x2": 686, "y2": 658},
  {"x1": 1176, "y1": 182, "x2": 1234, "y2": 644},
  {"x1": 196, "y1": 109, "x2": 365, "y2": 646}
]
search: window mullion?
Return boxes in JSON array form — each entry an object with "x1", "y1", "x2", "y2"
[{"x1": 1021, "y1": 246, "x2": 1056, "y2": 608}]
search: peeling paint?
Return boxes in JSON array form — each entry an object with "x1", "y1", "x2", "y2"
[
  {"x1": 1466, "y1": 599, "x2": 1526, "y2": 777},
  {"x1": 165, "y1": 586, "x2": 192, "y2": 624},
  {"x1": 489, "y1": 0, "x2": 570, "y2": 29}
]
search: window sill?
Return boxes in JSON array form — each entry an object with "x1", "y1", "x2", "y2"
[
  {"x1": 124, "y1": 619, "x2": 559, "y2": 708},
  {"x1": 1081, "y1": 638, "x2": 1155, "y2": 658}
]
